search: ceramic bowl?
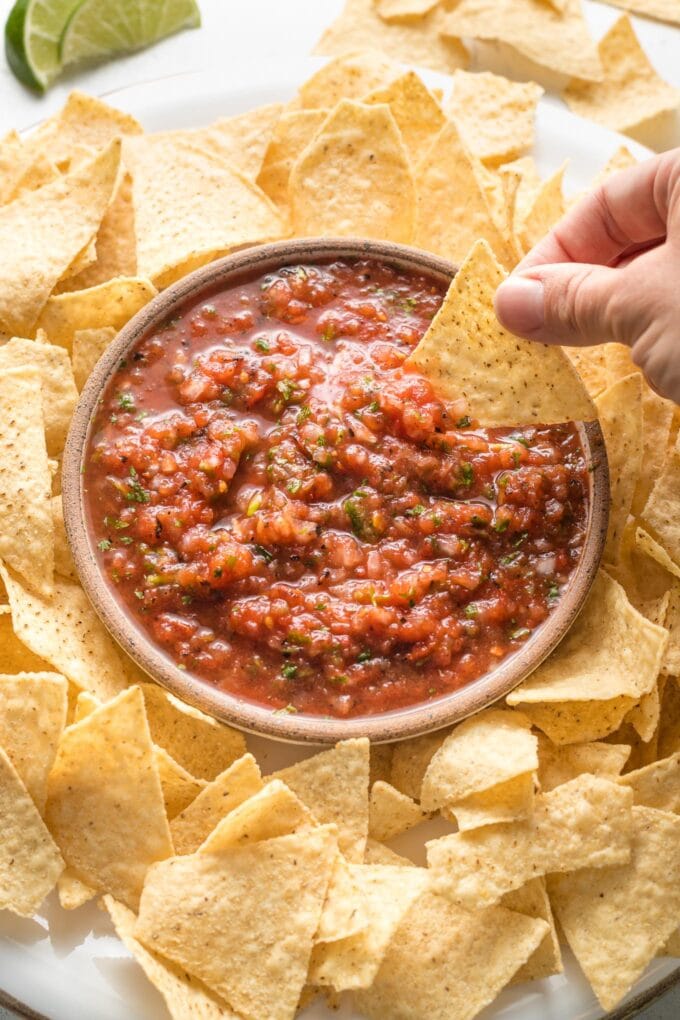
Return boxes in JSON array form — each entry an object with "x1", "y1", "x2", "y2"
[{"x1": 62, "y1": 238, "x2": 609, "y2": 744}]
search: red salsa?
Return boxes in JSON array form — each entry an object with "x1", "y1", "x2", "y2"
[{"x1": 85, "y1": 259, "x2": 589, "y2": 718}]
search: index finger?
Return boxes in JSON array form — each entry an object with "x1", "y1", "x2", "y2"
[{"x1": 516, "y1": 148, "x2": 678, "y2": 273}]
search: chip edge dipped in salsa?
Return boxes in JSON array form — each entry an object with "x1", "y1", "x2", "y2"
[{"x1": 83, "y1": 257, "x2": 589, "y2": 719}]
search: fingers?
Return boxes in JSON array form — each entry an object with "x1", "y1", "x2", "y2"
[
  {"x1": 516, "y1": 148, "x2": 679, "y2": 272},
  {"x1": 494, "y1": 261, "x2": 645, "y2": 348}
]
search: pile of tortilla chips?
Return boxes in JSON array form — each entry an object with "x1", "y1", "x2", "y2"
[{"x1": 0, "y1": 32, "x2": 680, "y2": 1020}]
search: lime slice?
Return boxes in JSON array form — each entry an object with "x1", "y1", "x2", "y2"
[
  {"x1": 4, "y1": 0, "x2": 81, "y2": 91},
  {"x1": 59, "y1": 0, "x2": 200, "y2": 69}
]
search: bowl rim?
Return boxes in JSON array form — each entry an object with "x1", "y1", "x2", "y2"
[{"x1": 62, "y1": 237, "x2": 609, "y2": 745}]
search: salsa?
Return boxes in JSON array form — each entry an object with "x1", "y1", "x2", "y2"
[{"x1": 85, "y1": 259, "x2": 589, "y2": 718}]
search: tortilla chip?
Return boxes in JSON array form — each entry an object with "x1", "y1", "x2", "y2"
[
  {"x1": 445, "y1": 71, "x2": 543, "y2": 165},
  {"x1": 354, "y1": 889, "x2": 549, "y2": 1018},
  {"x1": 104, "y1": 897, "x2": 238, "y2": 1018},
  {"x1": 413, "y1": 123, "x2": 517, "y2": 268},
  {"x1": 0, "y1": 611, "x2": 51, "y2": 673},
  {"x1": 661, "y1": 583, "x2": 680, "y2": 674},
  {"x1": 289, "y1": 100, "x2": 415, "y2": 243},
  {"x1": 0, "y1": 367, "x2": 54, "y2": 595},
  {"x1": 519, "y1": 162, "x2": 567, "y2": 254},
  {"x1": 508, "y1": 571, "x2": 667, "y2": 704},
  {"x1": 298, "y1": 51, "x2": 399, "y2": 109},
  {"x1": 658, "y1": 680, "x2": 680, "y2": 759},
  {"x1": 0, "y1": 565, "x2": 127, "y2": 701},
  {"x1": 503, "y1": 877, "x2": 562, "y2": 982},
  {"x1": 0, "y1": 141, "x2": 120, "y2": 336},
  {"x1": 0, "y1": 130, "x2": 58, "y2": 205},
  {"x1": 125, "y1": 135, "x2": 285, "y2": 287},
  {"x1": 564, "y1": 16, "x2": 680, "y2": 135},
  {"x1": 641, "y1": 433, "x2": 680, "y2": 570},
  {"x1": 25, "y1": 91, "x2": 142, "y2": 171},
  {"x1": 537, "y1": 735, "x2": 630, "y2": 792},
  {"x1": 199, "y1": 779, "x2": 315, "y2": 853},
  {"x1": 618, "y1": 751, "x2": 680, "y2": 813},
  {"x1": 364, "y1": 838, "x2": 413, "y2": 867},
  {"x1": 315, "y1": 852, "x2": 368, "y2": 944},
  {"x1": 182, "y1": 103, "x2": 283, "y2": 181},
  {"x1": 625, "y1": 677, "x2": 663, "y2": 743},
  {"x1": 0, "y1": 337, "x2": 78, "y2": 457},
  {"x1": 446, "y1": 772, "x2": 536, "y2": 831},
  {"x1": 549, "y1": 806, "x2": 680, "y2": 1010},
  {"x1": 135, "y1": 826, "x2": 336, "y2": 1020},
  {"x1": 427, "y1": 775, "x2": 633, "y2": 908},
  {"x1": 154, "y1": 746, "x2": 205, "y2": 821},
  {"x1": 364, "y1": 72, "x2": 445, "y2": 162},
  {"x1": 633, "y1": 387, "x2": 675, "y2": 516},
  {"x1": 0, "y1": 671, "x2": 67, "y2": 812},
  {"x1": 71, "y1": 326, "x2": 117, "y2": 390},
  {"x1": 51, "y1": 496, "x2": 76, "y2": 581},
  {"x1": 314, "y1": 0, "x2": 469, "y2": 76},
  {"x1": 590, "y1": 145, "x2": 638, "y2": 192},
  {"x1": 271, "y1": 737, "x2": 369, "y2": 861},
  {"x1": 564, "y1": 344, "x2": 610, "y2": 398},
  {"x1": 256, "y1": 109, "x2": 328, "y2": 209},
  {"x1": 408, "y1": 239, "x2": 595, "y2": 427},
  {"x1": 63, "y1": 171, "x2": 137, "y2": 291},
  {"x1": 36, "y1": 276, "x2": 156, "y2": 350},
  {"x1": 0, "y1": 746, "x2": 64, "y2": 916},
  {"x1": 309, "y1": 864, "x2": 429, "y2": 990},
  {"x1": 170, "y1": 753, "x2": 263, "y2": 854},
  {"x1": 440, "y1": 0, "x2": 602, "y2": 81},
  {"x1": 389, "y1": 730, "x2": 446, "y2": 799},
  {"x1": 499, "y1": 155, "x2": 542, "y2": 238},
  {"x1": 139, "y1": 682, "x2": 246, "y2": 781},
  {"x1": 420, "y1": 707, "x2": 537, "y2": 811},
  {"x1": 375, "y1": 0, "x2": 439, "y2": 19},
  {"x1": 609, "y1": 519, "x2": 675, "y2": 618},
  {"x1": 57, "y1": 868, "x2": 97, "y2": 911},
  {"x1": 368, "y1": 781, "x2": 429, "y2": 841},
  {"x1": 523, "y1": 697, "x2": 637, "y2": 745},
  {"x1": 596, "y1": 373, "x2": 643, "y2": 563},
  {"x1": 45, "y1": 686, "x2": 173, "y2": 909}
]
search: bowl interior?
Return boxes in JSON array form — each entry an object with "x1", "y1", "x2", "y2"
[{"x1": 62, "y1": 238, "x2": 609, "y2": 744}]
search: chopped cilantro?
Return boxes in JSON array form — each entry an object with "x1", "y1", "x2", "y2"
[
  {"x1": 320, "y1": 324, "x2": 335, "y2": 342},
  {"x1": 273, "y1": 704, "x2": 298, "y2": 714},
  {"x1": 456, "y1": 415, "x2": 471, "y2": 428},
  {"x1": 460, "y1": 463, "x2": 474, "y2": 486},
  {"x1": 464, "y1": 604, "x2": 478, "y2": 617},
  {"x1": 181, "y1": 594, "x2": 193, "y2": 605},
  {"x1": 297, "y1": 405, "x2": 311, "y2": 424},
  {"x1": 510, "y1": 627, "x2": 531, "y2": 641},
  {"x1": 254, "y1": 337, "x2": 270, "y2": 352},
  {"x1": 281, "y1": 663, "x2": 298, "y2": 679},
  {"x1": 252, "y1": 544, "x2": 274, "y2": 564},
  {"x1": 97, "y1": 539, "x2": 112, "y2": 551},
  {"x1": 246, "y1": 492, "x2": 262, "y2": 516},
  {"x1": 287, "y1": 478, "x2": 302, "y2": 495},
  {"x1": 125, "y1": 470, "x2": 149, "y2": 504},
  {"x1": 548, "y1": 584, "x2": 560, "y2": 600},
  {"x1": 493, "y1": 517, "x2": 509, "y2": 532},
  {"x1": 134, "y1": 590, "x2": 144, "y2": 600},
  {"x1": 368, "y1": 400, "x2": 380, "y2": 413},
  {"x1": 357, "y1": 649, "x2": 372, "y2": 663},
  {"x1": 117, "y1": 391, "x2": 135, "y2": 411},
  {"x1": 405, "y1": 504, "x2": 426, "y2": 518}
]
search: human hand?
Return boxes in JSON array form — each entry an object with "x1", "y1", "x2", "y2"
[{"x1": 494, "y1": 149, "x2": 680, "y2": 404}]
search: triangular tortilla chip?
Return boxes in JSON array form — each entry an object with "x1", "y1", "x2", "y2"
[
  {"x1": 104, "y1": 897, "x2": 239, "y2": 1018},
  {"x1": 256, "y1": 109, "x2": 328, "y2": 208},
  {"x1": 61, "y1": 171, "x2": 137, "y2": 291},
  {"x1": 364, "y1": 71, "x2": 445, "y2": 162},
  {"x1": 0, "y1": 367, "x2": 54, "y2": 595},
  {"x1": 298, "y1": 51, "x2": 399, "y2": 109},
  {"x1": 549, "y1": 806, "x2": 680, "y2": 1010},
  {"x1": 618, "y1": 751, "x2": 680, "y2": 813},
  {"x1": 24, "y1": 90, "x2": 142, "y2": 170},
  {"x1": 0, "y1": 337, "x2": 78, "y2": 456},
  {"x1": 313, "y1": 0, "x2": 469, "y2": 76},
  {"x1": 519, "y1": 161, "x2": 567, "y2": 253},
  {"x1": 0, "y1": 130, "x2": 58, "y2": 205},
  {"x1": 270, "y1": 737, "x2": 369, "y2": 861},
  {"x1": 603, "y1": 0, "x2": 680, "y2": 25},
  {"x1": 154, "y1": 746, "x2": 205, "y2": 821},
  {"x1": 503, "y1": 877, "x2": 562, "y2": 982},
  {"x1": 537, "y1": 735, "x2": 630, "y2": 791},
  {"x1": 440, "y1": 0, "x2": 602, "y2": 81},
  {"x1": 71, "y1": 326, "x2": 117, "y2": 390},
  {"x1": 289, "y1": 100, "x2": 416, "y2": 243},
  {"x1": 199, "y1": 779, "x2": 315, "y2": 853},
  {"x1": 45, "y1": 686, "x2": 173, "y2": 909},
  {"x1": 0, "y1": 746, "x2": 64, "y2": 917},
  {"x1": 36, "y1": 276, "x2": 156, "y2": 349},
  {"x1": 135, "y1": 826, "x2": 336, "y2": 1020},
  {"x1": 520, "y1": 697, "x2": 637, "y2": 745},
  {"x1": 0, "y1": 671, "x2": 67, "y2": 812},
  {"x1": 445, "y1": 70, "x2": 543, "y2": 165},
  {"x1": 170, "y1": 753, "x2": 263, "y2": 854},
  {"x1": 0, "y1": 565, "x2": 127, "y2": 701},
  {"x1": 414, "y1": 124, "x2": 517, "y2": 268},
  {"x1": 408, "y1": 239, "x2": 595, "y2": 426},
  {"x1": 368, "y1": 780, "x2": 429, "y2": 841},
  {"x1": 641, "y1": 433, "x2": 680, "y2": 571},
  {"x1": 564, "y1": 16, "x2": 680, "y2": 134},
  {"x1": 0, "y1": 140, "x2": 120, "y2": 335}
]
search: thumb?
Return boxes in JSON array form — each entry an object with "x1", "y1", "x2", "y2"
[{"x1": 494, "y1": 263, "x2": 642, "y2": 348}]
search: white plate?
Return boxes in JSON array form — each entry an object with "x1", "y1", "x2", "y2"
[{"x1": 3, "y1": 60, "x2": 677, "y2": 1020}]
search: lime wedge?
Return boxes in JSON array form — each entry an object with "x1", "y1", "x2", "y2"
[
  {"x1": 5, "y1": 0, "x2": 81, "y2": 91},
  {"x1": 59, "y1": 0, "x2": 200, "y2": 69}
]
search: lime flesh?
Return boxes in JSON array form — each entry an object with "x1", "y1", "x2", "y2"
[
  {"x1": 5, "y1": 0, "x2": 81, "y2": 91},
  {"x1": 60, "y1": 0, "x2": 200, "y2": 68}
]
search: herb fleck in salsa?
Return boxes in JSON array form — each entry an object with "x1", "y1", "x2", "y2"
[{"x1": 85, "y1": 259, "x2": 589, "y2": 717}]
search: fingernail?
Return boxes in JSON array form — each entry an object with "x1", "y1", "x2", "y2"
[{"x1": 494, "y1": 277, "x2": 545, "y2": 335}]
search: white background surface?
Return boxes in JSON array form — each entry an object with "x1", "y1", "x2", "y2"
[{"x1": 0, "y1": 1, "x2": 679, "y2": 1017}]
